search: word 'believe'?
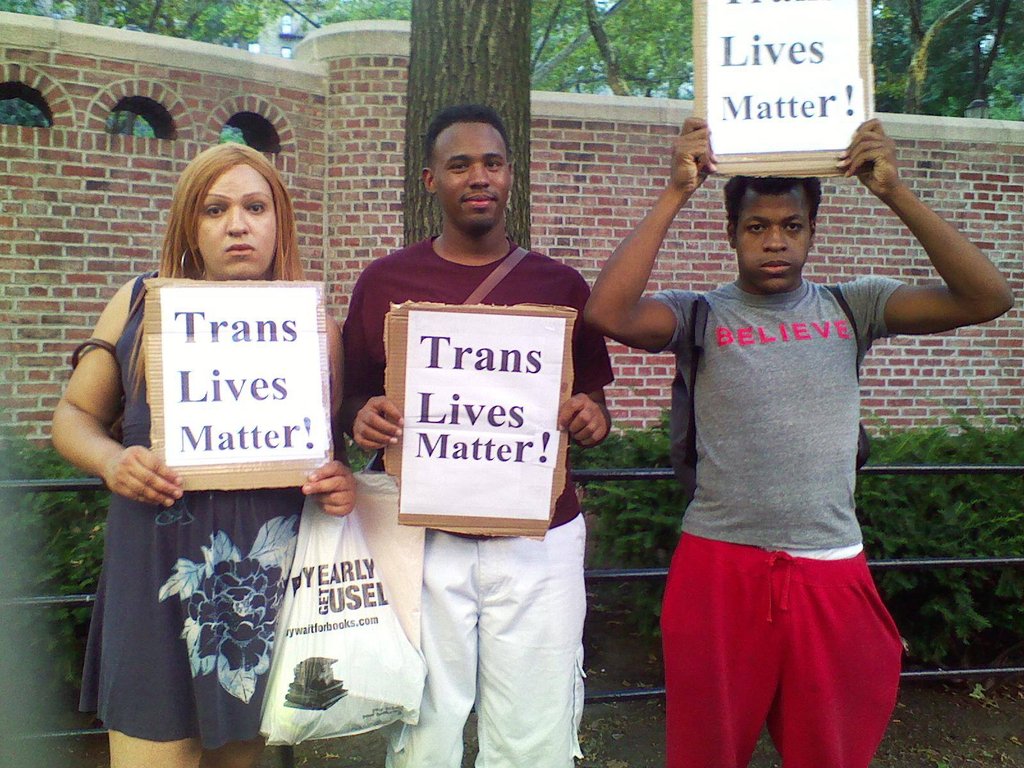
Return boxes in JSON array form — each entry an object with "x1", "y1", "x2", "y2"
[{"x1": 717, "y1": 319, "x2": 851, "y2": 346}]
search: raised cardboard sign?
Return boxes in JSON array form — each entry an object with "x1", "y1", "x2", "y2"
[
  {"x1": 144, "y1": 279, "x2": 332, "y2": 490},
  {"x1": 694, "y1": 0, "x2": 873, "y2": 177},
  {"x1": 384, "y1": 303, "x2": 576, "y2": 537}
]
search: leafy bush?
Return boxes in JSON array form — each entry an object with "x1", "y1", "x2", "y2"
[
  {"x1": 572, "y1": 413, "x2": 684, "y2": 633},
  {"x1": 857, "y1": 417, "x2": 1024, "y2": 667},
  {"x1": 573, "y1": 414, "x2": 1024, "y2": 668},
  {"x1": 1, "y1": 430, "x2": 109, "y2": 686}
]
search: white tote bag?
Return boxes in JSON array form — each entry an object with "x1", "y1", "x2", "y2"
[{"x1": 261, "y1": 474, "x2": 426, "y2": 744}]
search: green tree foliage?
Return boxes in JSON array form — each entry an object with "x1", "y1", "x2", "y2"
[
  {"x1": 0, "y1": 0, "x2": 278, "y2": 46},
  {"x1": 874, "y1": 0, "x2": 1024, "y2": 117},
  {"x1": 532, "y1": 0, "x2": 693, "y2": 98},
  {"x1": 105, "y1": 109, "x2": 157, "y2": 137},
  {"x1": 0, "y1": 97, "x2": 50, "y2": 127},
  {"x1": 321, "y1": 0, "x2": 409, "y2": 23}
]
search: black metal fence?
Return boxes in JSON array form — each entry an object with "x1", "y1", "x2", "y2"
[{"x1": 2, "y1": 463, "x2": 1023, "y2": 747}]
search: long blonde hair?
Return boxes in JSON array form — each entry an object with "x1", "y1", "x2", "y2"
[
  {"x1": 130, "y1": 144, "x2": 304, "y2": 389},
  {"x1": 160, "y1": 143, "x2": 303, "y2": 280}
]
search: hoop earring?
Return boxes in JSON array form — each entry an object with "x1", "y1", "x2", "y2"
[{"x1": 180, "y1": 251, "x2": 205, "y2": 279}]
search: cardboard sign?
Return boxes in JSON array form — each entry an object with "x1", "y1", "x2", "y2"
[
  {"x1": 144, "y1": 279, "x2": 333, "y2": 490},
  {"x1": 384, "y1": 303, "x2": 576, "y2": 537},
  {"x1": 694, "y1": 0, "x2": 873, "y2": 177}
]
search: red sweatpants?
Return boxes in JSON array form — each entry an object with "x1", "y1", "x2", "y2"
[{"x1": 661, "y1": 533, "x2": 903, "y2": 768}]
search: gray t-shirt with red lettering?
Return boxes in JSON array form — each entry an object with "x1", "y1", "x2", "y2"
[{"x1": 654, "y1": 277, "x2": 901, "y2": 550}]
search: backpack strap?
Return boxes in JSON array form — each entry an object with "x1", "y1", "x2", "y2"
[
  {"x1": 463, "y1": 246, "x2": 529, "y2": 305},
  {"x1": 669, "y1": 294, "x2": 710, "y2": 500},
  {"x1": 826, "y1": 284, "x2": 871, "y2": 469},
  {"x1": 682, "y1": 296, "x2": 710, "y2": 468},
  {"x1": 826, "y1": 284, "x2": 865, "y2": 369}
]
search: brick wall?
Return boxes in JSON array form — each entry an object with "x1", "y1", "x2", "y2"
[{"x1": 2, "y1": 13, "x2": 1022, "y2": 443}]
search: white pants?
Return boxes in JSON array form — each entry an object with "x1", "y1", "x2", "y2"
[{"x1": 386, "y1": 515, "x2": 587, "y2": 768}]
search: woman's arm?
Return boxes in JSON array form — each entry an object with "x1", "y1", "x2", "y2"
[{"x1": 52, "y1": 279, "x2": 183, "y2": 507}]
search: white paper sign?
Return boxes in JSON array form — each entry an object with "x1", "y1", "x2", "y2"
[
  {"x1": 147, "y1": 281, "x2": 332, "y2": 488},
  {"x1": 697, "y1": 0, "x2": 872, "y2": 169},
  {"x1": 398, "y1": 309, "x2": 567, "y2": 523}
]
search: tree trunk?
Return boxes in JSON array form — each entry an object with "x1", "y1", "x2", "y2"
[
  {"x1": 583, "y1": 0, "x2": 630, "y2": 95},
  {"x1": 971, "y1": 0, "x2": 1011, "y2": 103},
  {"x1": 904, "y1": 0, "x2": 977, "y2": 113},
  {"x1": 532, "y1": 0, "x2": 629, "y2": 83},
  {"x1": 405, "y1": 0, "x2": 532, "y2": 247}
]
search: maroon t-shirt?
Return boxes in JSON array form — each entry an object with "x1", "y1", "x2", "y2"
[{"x1": 342, "y1": 238, "x2": 614, "y2": 528}]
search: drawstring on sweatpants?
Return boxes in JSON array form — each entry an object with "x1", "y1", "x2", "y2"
[{"x1": 766, "y1": 551, "x2": 794, "y2": 623}]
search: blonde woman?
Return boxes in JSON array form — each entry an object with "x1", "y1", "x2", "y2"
[{"x1": 52, "y1": 143, "x2": 354, "y2": 768}]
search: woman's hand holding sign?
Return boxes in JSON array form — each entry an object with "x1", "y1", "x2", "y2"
[{"x1": 102, "y1": 444, "x2": 183, "y2": 508}]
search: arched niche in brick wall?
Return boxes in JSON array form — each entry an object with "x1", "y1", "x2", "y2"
[
  {"x1": 0, "y1": 65, "x2": 73, "y2": 127},
  {"x1": 210, "y1": 96, "x2": 295, "y2": 164},
  {"x1": 106, "y1": 96, "x2": 176, "y2": 139},
  {"x1": 0, "y1": 82, "x2": 52, "y2": 127},
  {"x1": 86, "y1": 79, "x2": 190, "y2": 141},
  {"x1": 221, "y1": 112, "x2": 281, "y2": 153}
]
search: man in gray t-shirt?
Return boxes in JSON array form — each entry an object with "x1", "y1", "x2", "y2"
[{"x1": 585, "y1": 118, "x2": 1013, "y2": 768}]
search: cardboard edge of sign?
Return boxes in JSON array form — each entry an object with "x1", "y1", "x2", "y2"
[
  {"x1": 383, "y1": 301, "x2": 576, "y2": 537},
  {"x1": 401, "y1": 514, "x2": 552, "y2": 540},
  {"x1": 692, "y1": 0, "x2": 875, "y2": 179},
  {"x1": 144, "y1": 278, "x2": 333, "y2": 491}
]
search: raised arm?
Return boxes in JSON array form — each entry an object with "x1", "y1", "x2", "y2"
[
  {"x1": 585, "y1": 118, "x2": 717, "y2": 352},
  {"x1": 839, "y1": 119, "x2": 1014, "y2": 335}
]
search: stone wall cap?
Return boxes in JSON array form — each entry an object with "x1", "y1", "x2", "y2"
[
  {"x1": 532, "y1": 91, "x2": 692, "y2": 124},
  {"x1": 297, "y1": 20, "x2": 411, "y2": 62},
  {"x1": 530, "y1": 89, "x2": 1023, "y2": 146}
]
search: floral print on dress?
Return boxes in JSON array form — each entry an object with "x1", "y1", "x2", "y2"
[{"x1": 158, "y1": 515, "x2": 298, "y2": 703}]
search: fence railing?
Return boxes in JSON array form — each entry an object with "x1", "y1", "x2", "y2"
[
  {"x1": 573, "y1": 463, "x2": 1024, "y2": 700},
  {"x1": 3, "y1": 463, "x2": 1023, "y2": 743}
]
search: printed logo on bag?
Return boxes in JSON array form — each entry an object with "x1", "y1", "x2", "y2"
[{"x1": 289, "y1": 557, "x2": 389, "y2": 617}]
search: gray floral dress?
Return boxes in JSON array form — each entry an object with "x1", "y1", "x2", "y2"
[{"x1": 79, "y1": 276, "x2": 302, "y2": 748}]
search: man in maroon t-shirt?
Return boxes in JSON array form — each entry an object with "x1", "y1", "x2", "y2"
[{"x1": 341, "y1": 104, "x2": 613, "y2": 767}]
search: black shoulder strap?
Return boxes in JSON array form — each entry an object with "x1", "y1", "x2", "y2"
[
  {"x1": 683, "y1": 296, "x2": 710, "y2": 465},
  {"x1": 826, "y1": 284, "x2": 864, "y2": 371},
  {"x1": 827, "y1": 284, "x2": 872, "y2": 469},
  {"x1": 128, "y1": 270, "x2": 157, "y2": 319}
]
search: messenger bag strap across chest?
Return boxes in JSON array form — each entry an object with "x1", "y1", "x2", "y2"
[{"x1": 462, "y1": 246, "x2": 529, "y2": 305}]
